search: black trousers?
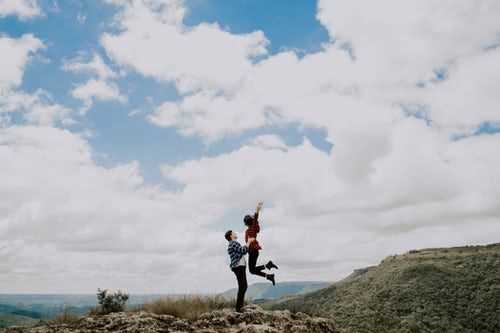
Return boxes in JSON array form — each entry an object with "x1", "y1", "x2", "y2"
[
  {"x1": 231, "y1": 265, "x2": 247, "y2": 311},
  {"x1": 248, "y1": 250, "x2": 267, "y2": 278}
]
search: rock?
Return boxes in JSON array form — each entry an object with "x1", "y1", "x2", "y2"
[{"x1": 0, "y1": 305, "x2": 337, "y2": 333}]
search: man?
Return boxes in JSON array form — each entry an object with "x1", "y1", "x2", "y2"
[
  {"x1": 225, "y1": 230, "x2": 253, "y2": 312},
  {"x1": 244, "y1": 201, "x2": 278, "y2": 285}
]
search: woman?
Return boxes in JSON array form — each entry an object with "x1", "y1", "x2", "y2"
[{"x1": 244, "y1": 201, "x2": 278, "y2": 285}]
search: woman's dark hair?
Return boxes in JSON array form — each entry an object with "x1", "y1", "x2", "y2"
[
  {"x1": 243, "y1": 214, "x2": 253, "y2": 226},
  {"x1": 224, "y1": 230, "x2": 233, "y2": 241}
]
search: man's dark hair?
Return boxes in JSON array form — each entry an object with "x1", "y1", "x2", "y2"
[
  {"x1": 224, "y1": 230, "x2": 233, "y2": 241},
  {"x1": 243, "y1": 214, "x2": 253, "y2": 227}
]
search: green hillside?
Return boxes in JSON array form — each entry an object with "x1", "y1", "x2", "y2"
[
  {"x1": 220, "y1": 281, "x2": 330, "y2": 301},
  {"x1": 269, "y1": 243, "x2": 500, "y2": 333}
]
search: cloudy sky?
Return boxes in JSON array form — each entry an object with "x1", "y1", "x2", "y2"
[{"x1": 1, "y1": 0, "x2": 500, "y2": 294}]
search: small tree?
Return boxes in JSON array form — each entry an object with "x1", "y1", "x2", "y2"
[{"x1": 96, "y1": 288, "x2": 129, "y2": 314}]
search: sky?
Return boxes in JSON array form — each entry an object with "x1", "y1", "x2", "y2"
[{"x1": 0, "y1": 0, "x2": 500, "y2": 294}]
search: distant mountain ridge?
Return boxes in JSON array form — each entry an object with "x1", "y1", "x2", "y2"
[
  {"x1": 269, "y1": 243, "x2": 500, "y2": 333},
  {"x1": 220, "y1": 281, "x2": 331, "y2": 301},
  {"x1": 0, "y1": 314, "x2": 38, "y2": 330},
  {"x1": 0, "y1": 294, "x2": 202, "y2": 328}
]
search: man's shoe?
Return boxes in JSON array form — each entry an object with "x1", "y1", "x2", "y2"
[
  {"x1": 266, "y1": 274, "x2": 276, "y2": 286},
  {"x1": 266, "y1": 261, "x2": 279, "y2": 270}
]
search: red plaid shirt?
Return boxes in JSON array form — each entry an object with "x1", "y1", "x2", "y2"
[{"x1": 245, "y1": 212, "x2": 262, "y2": 251}]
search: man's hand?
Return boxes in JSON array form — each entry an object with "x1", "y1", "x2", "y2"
[{"x1": 256, "y1": 201, "x2": 263, "y2": 213}]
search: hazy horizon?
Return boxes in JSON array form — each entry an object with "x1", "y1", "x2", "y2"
[
  {"x1": 1, "y1": 0, "x2": 500, "y2": 294},
  {"x1": 0, "y1": 279, "x2": 332, "y2": 295}
]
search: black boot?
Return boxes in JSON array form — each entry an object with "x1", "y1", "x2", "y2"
[
  {"x1": 266, "y1": 273, "x2": 276, "y2": 286},
  {"x1": 265, "y1": 260, "x2": 279, "y2": 270}
]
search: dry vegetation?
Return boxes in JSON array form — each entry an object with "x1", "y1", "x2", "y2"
[
  {"x1": 49, "y1": 309, "x2": 81, "y2": 325},
  {"x1": 131, "y1": 295, "x2": 239, "y2": 320}
]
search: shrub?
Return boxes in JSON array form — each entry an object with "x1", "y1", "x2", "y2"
[{"x1": 93, "y1": 288, "x2": 129, "y2": 315}]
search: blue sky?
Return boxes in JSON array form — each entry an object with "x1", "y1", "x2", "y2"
[{"x1": 1, "y1": 0, "x2": 331, "y2": 185}]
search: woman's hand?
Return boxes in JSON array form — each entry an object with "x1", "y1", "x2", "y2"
[{"x1": 247, "y1": 237, "x2": 255, "y2": 246}]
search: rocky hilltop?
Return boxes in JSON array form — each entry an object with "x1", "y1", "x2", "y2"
[{"x1": 2, "y1": 305, "x2": 337, "y2": 333}]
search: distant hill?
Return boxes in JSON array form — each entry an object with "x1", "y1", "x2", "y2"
[
  {"x1": 0, "y1": 304, "x2": 43, "y2": 329},
  {"x1": 0, "y1": 314, "x2": 38, "y2": 329},
  {"x1": 220, "y1": 281, "x2": 331, "y2": 301},
  {"x1": 0, "y1": 294, "x2": 179, "y2": 328},
  {"x1": 0, "y1": 300, "x2": 91, "y2": 327},
  {"x1": 269, "y1": 243, "x2": 500, "y2": 333},
  {"x1": 0, "y1": 305, "x2": 42, "y2": 320}
]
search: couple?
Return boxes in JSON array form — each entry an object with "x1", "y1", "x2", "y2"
[{"x1": 224, "y1": 202, "x2": 279, "y2": 312}]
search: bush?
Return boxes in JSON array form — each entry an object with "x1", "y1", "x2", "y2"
[
  {"x1": 134, "y1": 295, "x2": 236, "y2": 320},
  {"x1": 93, "y1": 288, "x2": 129, "y2": 315}
]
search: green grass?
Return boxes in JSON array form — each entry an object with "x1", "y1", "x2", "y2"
[{"x1": 269, "y1": 243, "x2": 500, "y2": 333}]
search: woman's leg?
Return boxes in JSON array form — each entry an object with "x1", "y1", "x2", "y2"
[{"x1": 248, "y1": 250, "x2": 266, "y2": 278}]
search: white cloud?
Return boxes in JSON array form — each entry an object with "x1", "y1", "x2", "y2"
[
  {"x1": 0, "y1": 34, "x2": 73, "y2": 126},
  {"x1": 127, "y1": 108, "x2": 143, "y2": 117},
  {"x1": 119, "y1": 0, "x2": 500, "y2": 198},
  {"x1": 70, "y1": 79, "x2": 127, "y2": 111},
  {"x1": 148, "y1": 101, "x2": 181, "y2": 128},
  {"x1": 1, "y1": 89, "x2": 73, "y2": 126},
  {"x1": 424, "y1": 47, "x2": 500, "y2": 131},
  {"x1": 0, "y1": 34, "x2": 44, "y2": 89},
  {"x1": 102, "y1": 0, "x2": 500, "y2": 143},
  {"x1": 247, "y1": 135, "x2": 288, "y2": 151},
  {"x1": 101, "y1": 0, "x2": 268, "y2": 94},
  {"x1": 0, "y1": 128, "x2": 337, "y2": 292},
  {"x1": 164, "y1": 126, "x2": 500, "y2": 283},
  {"x1": 0, "y1": 0, "x2": 42, "y2": 19},
  {"x1": 0, "y1": 126, "x2": 262, "y2": 292},
  {"x1": 63, "y1": 53, "x2": 118, "y2": 80},
  {"x1": 2, "y1": 123, "x2": 500, "y2": 293},
  {"x1": 63, "y1": 53, "x2": 126, "y2": 112},
  {"x1": 163, "y1": 137, "x2": 335, "y2": 208},
  {"x1": 317, "y1": 0, "x2": 500, "y2": 84}
]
